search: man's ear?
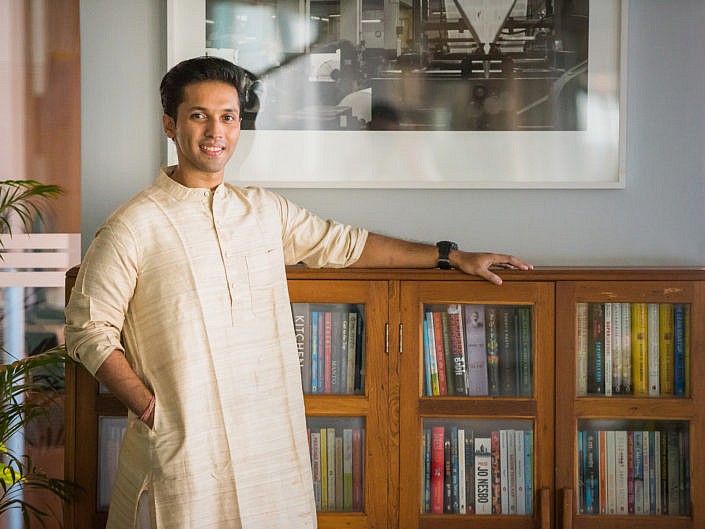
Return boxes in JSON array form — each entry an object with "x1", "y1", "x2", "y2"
[{"x1": 163, "y1": 114, "x2": 176, "y2": 140}]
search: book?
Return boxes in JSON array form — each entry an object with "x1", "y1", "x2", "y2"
[
  {"x1": 498, "y1": 430, "x2": 507, "y2": 514},
  {"x1": 485, "y1": 307, "x2": 501, "y2": 396},
  {"x1": 606, "y1": 430, "x2": 616, "y2": 514},
  {"x1": 311, "y1": 311, "x2": 320, "y2": 393},
  {"x1": 431, "y1": 426, "x2": 445, "y2": 513},
  {"x1": 450, "y1": 425, "x2": 459, "y2": 513},
  {"x1": 353, "y1": 307, "x2": 365, "y2": 393},
  {"x1": 320, "y1": 427, "x2": 328, "y2": 510},
  {"x1": 627, "y1": 431, "x2": 634, "y2": 514},
  {"x1": 584, "y1": 430, "x2": 598, "y2": 513},
  {"x1": 576, "y1": 303, "x2": 589, "y2": 395},
  {"x1": 659, "y1": 303, "x2": 674, "y2": 395},
  {"x1": 458, "y1": 428, "x2": 467, "y2": 514},
  {"x1": 516, "y1": 307, "x2": 533, "y2": 396},
  {"x1": 612, "y1": 303, "x2": 623, "y2": 393},
  {"x1": 684, "y1": 304, "x2": 690, "y2": 397},
  {"x1": 439, "y1": 311, "x2": 455, "y2": 395},
  {"x1": 673, "y1": 304, "x2": 686, "y2": 396},
  {"x1": 587, "y1": 303, "x2": 605, "y2": 395},
  {"x1": 346, "y1": 311, "x2": 357, "y2": 393},
  {"x1": 431, "y1": 312, "x2": 448, "y2": 395},
  {"x1": 615, "y1": 430, "x2": 628, "y2": 514},
  {"x1": 422, "y1": 317, "x2": 432, "y2": 396},
  {"x1": 647, "y1": 304, "x2": 660, "y2": 396},
  {"x1": 598, "y1": 430, "x2": 607, "y2": 513},
  {"x1": 474, "y1": 437, "x2": 492, "y2": 514},
  {"x1": 327, "y1": 427, "x2": 336, "y2": 510},
  {"x1": 465, "y1": 430, "x2": 475, "y2": 513},
  {"x1": 643, "y1": 431, "x2": 652, "y2": 514},
  {"x1": 310, "y1": 431, "x2": 322, "y2": 510},
  {"x1": 343, "y1": 429, "x2": 353, "y2": 511},
  {"x1": 604, "y1": 303, "x2": 613, "y2": 396},
  {"x1": 291, "y1": 303, "x2": 311, "y2": 392},
  {"x1": 330, "y1": 310, "x2": 343, "y2": 394},
  {"x1": 422, "y1": 429, "x2": 431, "y2": 512},
  {"x1": 498, "y1": 307, "x2": 517, "y2": 396},
  {"x1": 464, "y1": 304, "x2": 488, "y2": 396},
  {"x1": 447, "y1": 305, "x2": 468, "y2": 395},
  {"x1": 515, "y1": 430, "x2": 526, "y2": 515},
  {"x1": 444, "y1": 429, "x2": 452, "y2": 513},
  {"x1": 654, "y1": 431, "x2": 662, "y2": 514},
  {"x1": 621, "y1": 303, "x2": 633, "y2": 394},
  {"x1": 524, "y1": 430, "x2": 533, "y2": 514},
  {"x1": 631, "y1": 303, "x2": 649, "y2": 395},
  {"x1": 633, "y1": 430, "x2": 644, "y2": 514},
  {"x1": 335, "y1": 434, "x2": 343, "y2": 510},
  {"x1": 425, "y1": 312, "x2": 440, "y2": 396},
  {"x1": 324, "y1": 311, "x2": 333, "y2": 393},
  {"x1": 352, "y1": 429, "x2": 364, "y2": 511},
  {"x1": 667, "y1": 431, "x2": 680, "y2": 514}
]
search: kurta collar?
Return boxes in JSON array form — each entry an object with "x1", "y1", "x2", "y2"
[{"x1": 156, "y1": 166, "x2": 226, "y2": 202}]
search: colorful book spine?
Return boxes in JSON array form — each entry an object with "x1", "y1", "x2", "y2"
[
  {"x1": 517, "y1": 307, "x2": 533, "y2": 397},
  {"x1": 423, "y1": 317, "x2": 432, "y2": 396},
  {"x1": 450, "y1": 426, "x2": 459, "y2": 513},
  {"x1": 444, "y1": 430, "x2": 452, "y2": 513},
  {"x1": 576, "y1": 303, "x2": 589, "y2": 395},
  {"x1": 498, "y1": 430, "x2": 507, "y2": 514},
  {"x1": 612, "y1": 303, "x2": 623, "y2": 393},
  {"x1": 673, "y1": 304, "x2": 686, "y2": 396},
  {"x1": 631, "y1": 303, "x2": 648, "y2": 396},
  {"x1": 458, "y1": 428, "x2": 467, "y2": 514},
  {"x1": 447, "y1": 305, "x2": 468, "y2": 395},
  {"x1": 431, "y1": 312, "x2": 448, "y2": 396},
  {"x1": 604, "y1": 303, "x2": 613, "y2": 397},
  {"x1": 587, "y1": 303, "x2": 605, "y2": 395},
  {"x1": 498, "y1": 307, "x2": 517, "y2": 396},
  {"x1": 647, "y1": 303, "x2": 660, "y2": 396},
  {"x1": 431, "y1": 426, "x2": 445, "y2": 513},
  {"x1": 615, "y1": 430, "x2": 628, "y2": 515},
  {"x1": 464, "y1": 304, "x2": 488, "y2": 396},
  {"x1": 465, "y1": 430, "x2": 475, "y2": 513},
  {"x1": 291, "y1": 303, "x2": 311, "y2": 392},
  {"x1": 659, "y1": 303, "x2": 674, "y2": 395},
  {"x1": 343, "y1": 429, "x2": 353, "y2": 511},
  {"x1": 485, "y1": 307, "x2": 501, "y2": 396},
  {"x1": 311, "y1": 312, "x2": 320, "y2": 393},
  {"x1": 425, "y1": 312, "x2": 440, "y2": 396},
  {"x1": 423, "y1": 429, "x2": 431, "y2": 512},
  {"x1": 310, "y1": 431, "x2": 322, "y2": 510},
  {"x1": 524, "y1": 430, "x2": 533, "y2": 515},
  {"x1": 474, "y1": 437, "x2": 492, "y2": 514},
  {"x1": 621, "y1": 303, "x2": 632, "y2": 394},
  {"x1": 515, "y1": 430, "x2": 526, "y2": 515},
  {"x1": 606, "y1": 430, "x2": 617, "y2": 514}
]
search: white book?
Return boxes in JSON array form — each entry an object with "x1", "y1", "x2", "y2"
[
  {"x1": 458, "y1": 429, "x2": 466, "y2": 514},
  {"x1": 606, "y1": 430, "x2": 616, "y2": 514},
  {"x1": 474, "y1": 437, "x2": 492, "y2": 514},
  {"x1": 500, "y1": 430, "x2": 509, "y2": 513},
  {"x1": 576, "y1": 303, "x2": 588, "y2": 395},
  {"x1": 615, "y1": 431, "x2": 629, "y2": 514},
  {"x1": 604, "y1": 303, "x2": 613, "y2": 396},
  {"x1": 647, "y1": 304, "x2": 660, "y2": 396},
  {"x1": 464, "y1": 305, "x2": 488, "y2": 395},
  {"x1": 515, "y1": 430, "x2": 526, "y2": 515}
]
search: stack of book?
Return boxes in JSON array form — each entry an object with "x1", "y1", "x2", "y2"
[
  {"x1": 308, "y1": 424, "x2": 365, "y2": 512},
  {"x1": 423, "y1": 304, "x2": 533, "y2": 397},
  {"x1": 421, "y1": 425, "x2": 533, "y2": 515},
  {"x1": 578, "y1": 428, "x2": 690, "y2": 516},
  {"x1": 576, "y1": 303, "x2": 689, "y2": 396},
  {"x1": 291, "y1": 303, "x2": 365, "y2": 394}
]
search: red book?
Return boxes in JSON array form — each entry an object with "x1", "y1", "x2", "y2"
[
  {"x1": 491, "y1": 431, "x2": 502, "y2": 514},
  {"x1": 431, "y1": 426, "x2": 445, "y2": 513}
]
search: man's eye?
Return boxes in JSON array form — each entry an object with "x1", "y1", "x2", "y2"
[
  {"x1": 191, "y1": 113, "x2": 206, "y2": 120},
  {"x1": 223, "y1": 115, "x2": 239, "y2": 123}
]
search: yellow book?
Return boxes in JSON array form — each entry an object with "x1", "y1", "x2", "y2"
[
  {"x1": 631, "y1": 303, "x2": 648, "y2": 395},
  {"x1": 658, "y1": 304, "x2": 674, "y2": 395}
]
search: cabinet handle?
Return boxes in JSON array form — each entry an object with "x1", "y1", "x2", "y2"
[
  {"x1": 539, "y1": 488, "x2": 551, "y2": 529},
  {"x1": 384, "y1": 323, "x2": 389, "y2": 354},
  {"x1": 562, "y1": 488, "x2": 573, "y2": 529}
]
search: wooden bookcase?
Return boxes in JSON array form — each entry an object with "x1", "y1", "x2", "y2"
[{"x1": 63, "y1": 267, "x2": 705, "y2": 529}]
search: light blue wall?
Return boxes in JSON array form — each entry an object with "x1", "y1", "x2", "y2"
[{"x1": 80, "y1": 1, "x2": 705, "y2": 266}]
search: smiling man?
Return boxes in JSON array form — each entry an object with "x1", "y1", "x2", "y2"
[{"x1": 65, "y1": 56, "x2": 530, "y2": 529}]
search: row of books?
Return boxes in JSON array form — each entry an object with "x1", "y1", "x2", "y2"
[
  {"x1": 423, "y1": 305, "x2": 533, "y2": 397},
  {"x1": 422, "y1": 426, "x2": 533, "y2": 515},
  {"x1": 577, "y1": 303, "x2": 690, "y2": 396},
  {"x1": 308, "y1": 426, "x2": 365, "y2": 512},
  {"x1": 578, "y1": 429, "x2": 690, "y2": 516},
  {"x1": 291, "y1": 304, "x2": 365, "y2": 394}
]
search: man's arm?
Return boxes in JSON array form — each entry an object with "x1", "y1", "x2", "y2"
[
  {"x1": 95, "y1": 350, "x2": 155, "y2": 428},
  {"x1": 350, "y1": 232, "x2": 532, "y2": 285}
]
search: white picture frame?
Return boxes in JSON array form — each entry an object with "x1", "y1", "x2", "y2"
[{"x1": 167, "y1": 0, "x2": 627, "y2": 189}]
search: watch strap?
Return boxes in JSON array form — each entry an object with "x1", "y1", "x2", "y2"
[{"x1": 436, "y1": 240, "x2": 458, "y2": 270}]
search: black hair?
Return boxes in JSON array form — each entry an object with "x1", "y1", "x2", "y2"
[{"x1": 160, "y1": 56, "x2": 259, "y2": 121}]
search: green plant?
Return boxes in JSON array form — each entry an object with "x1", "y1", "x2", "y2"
[
  {"x1": 0, "y1": 349, "x2": 78, "y2": 527},
  {"x1": 0, "y1": 179, "x2": 61, "y2": 247}
]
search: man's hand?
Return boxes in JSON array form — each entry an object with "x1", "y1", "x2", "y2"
[{"x1": 450, "y1": 251, "x2": 533, "y2": 285}]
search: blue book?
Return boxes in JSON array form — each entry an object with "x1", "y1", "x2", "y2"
[
  {"x1": 673, "y1": 304, "x2": 686, "y2": 396},
  {"x1": 524, "y1": 430, "x2": 533, "y2": 514},
  {"x1": 423, "y1": 317, "x2": 432, "y2": 396}
]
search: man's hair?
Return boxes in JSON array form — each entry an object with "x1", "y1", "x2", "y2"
[{"x1": 160, "y1": 56, "x2": 250, "y2": 120}]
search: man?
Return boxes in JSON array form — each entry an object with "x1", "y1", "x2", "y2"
[{"x1": 65, "y1": 56, "x2": 531, "y2": 529}]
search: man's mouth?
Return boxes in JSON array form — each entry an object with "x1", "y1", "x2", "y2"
[{"x1": 200, "y1": 144, "x2": 225, "y2": 156}]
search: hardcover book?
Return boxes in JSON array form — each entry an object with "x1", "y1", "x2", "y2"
[
  {"x1": 464, "y1": 304, "x2": 488, "y2": 396},
  {"x1": 474, "y1": 437, "x2": 492, "y2": 514}
]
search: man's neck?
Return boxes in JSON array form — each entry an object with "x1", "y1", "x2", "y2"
[{"x1": 168, "y1": 167, "x2": 224, "y2": 190}]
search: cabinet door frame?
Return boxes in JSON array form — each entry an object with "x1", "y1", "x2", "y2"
[
  {"x1": 555, "y1": 281, "x2": 705, "y2": 529},
  {"x1": 398, "y1": 280, "x2": 555, "y2": 529},
  {"x1": 288, "y1": 279, "x2": 390, "y2": 529}
]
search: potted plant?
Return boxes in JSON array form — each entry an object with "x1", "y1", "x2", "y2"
[{"x1": 1, "y1": 179, "x2": 77, "y2": 527}]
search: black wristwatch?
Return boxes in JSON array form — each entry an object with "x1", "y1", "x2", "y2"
[{"x1": 436, "y1": 240, "x2": 458, "y2": 270}]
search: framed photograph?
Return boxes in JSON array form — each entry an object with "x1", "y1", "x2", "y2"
[{"x1": 167, "y1": 0, "x2": 627, "y2": 188}]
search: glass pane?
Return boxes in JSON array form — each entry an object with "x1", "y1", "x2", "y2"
[
  {"x1": 422, "y1": 304, "x2": 533, "y2": 397},
  {"x1": 576, "y1": 303, "x2": 690, "y2": 397},
  {"x1": 306, "y1": 416, "x2": 365, "y2": 512},
  {"x1": 97, "y1": 416, "x2": 128, "y2": 511},
  {"x1": 291, "y1": 303, "x2": 365, "y2": 395},
  {"x1": 577, "y1": 419, "x2": 690, "y2": 516},
  {"x1": 421, "y1": 418, "x2": 534, "y2": 516}
]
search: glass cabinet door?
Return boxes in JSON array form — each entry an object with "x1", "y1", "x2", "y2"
[
  {"x1": 556, "y1": 280, "x2": 704, "y2": 529},
  {"x1": 399, "y1": 280, "x2": 555, "y2": 529},
  {"x1": 288, "y1": 278, "x2": 388, "y2": 529}
]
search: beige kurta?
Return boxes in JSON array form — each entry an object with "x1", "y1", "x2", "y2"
[{"x1": 65, "y1": 167, "x2": 368, "y2": 529}]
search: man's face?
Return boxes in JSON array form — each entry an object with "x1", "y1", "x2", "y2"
[{"x1": 163, "y1": 80, "x2": 241, "y2": 185}]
